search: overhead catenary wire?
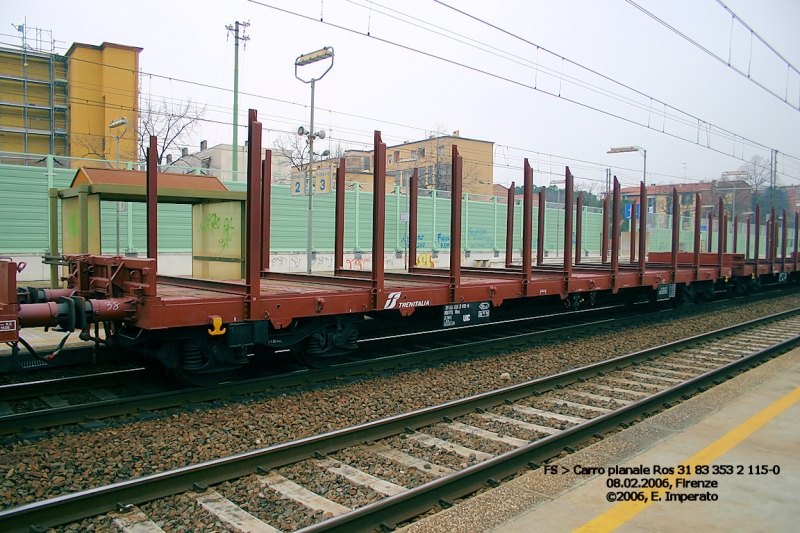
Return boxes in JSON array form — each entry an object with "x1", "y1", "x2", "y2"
[
  {"x1": 624, "y1": 0, "x2": 800, "y2": 112},
  {"x1": 246, "y1": 0, "x2": 798, "y2": 173}
]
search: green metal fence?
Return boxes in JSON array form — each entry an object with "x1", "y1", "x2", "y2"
[{"x1": 0, "y1": 156, "x2": 791, "y2": 258}]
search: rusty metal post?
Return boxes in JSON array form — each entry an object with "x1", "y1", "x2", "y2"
[
  {"x1": 449, "y1": 145, "x2": 463, "y2": 301},
  {"x1": 671, "y1": 188, "x2": 679, "y2": 276},
  {"x1": 723, "y1": 214, "x2": 729, "y2": 253},
  {"x1": 782, "y1": 210, "x2": 788, "y2": 270},
  {"x1": 372, "y1": 131, "x2": 387, "y2": 298},
  {"x1": 601, "y1": 195, "x2": 610, "y2": 265},
  {"x1": 563, "y1": 167, "x2": 574, "y2": 289},
  {"x1": 733, "y1": 215, "x2": 738, "y2": 254},
  {"x1": 795, "y1": 212, "x2": 799, "y2": 271},
  {"x1": 334, "y1": 158, "x2": 346, "y2": 274},
  {"x1": 754, "y1": 205, "x2": 761, "y2": 275},
  {"x1": 505, "y1": 181, "x2": 515, "y2": 268},
  {"x1": 261, "y1": 153, "x2": 272, "y2": 272},
  {"x1": 693, "y1": 193, "x2": 701, "y2": 278},
  {"x1": 717, "y1": 197, "x2": 724, "y2": 271},
  {"x1": 77, "y1": 183, "x2": 89, "y2": 254},
  {"x1": 638, "y1": 182, "x2": 647, "y2": 273},
  {"x1": 146, "y1": 135, "x2": 158, "y2": 270},
  {"x1": 522, "y1": 162, "x2": 533, "y2": 288},
  {"x1": 707, "y1": 210, "x2": 714, "y2": 259},
  {"x1": 746, "y1": 217, "x2": 751, "y2": 260},
  {"x1": 48, "y1": 188, "x2": 59, "y2": 288},
  {"x1": 611, "y1": 177, "x2": 621, "y2": 291},
  {"x1": 245, "y1": 110, "x2": 262, "y2": 314},
  {"x1": 409, "y1": 168, "x2": 419, "y2": 271},
  {"x1": 771, "y1": 208, "x2": 778, "y2": 265},
  {"x1": 537, "y1": 186, "x2": 546, "y2": 266},
  {"x1": 630, "y1": 200, "x2": 637, "y2": 264},
  {"x1": 575, "y1": 192, "x2": 583, "y2": 265}
]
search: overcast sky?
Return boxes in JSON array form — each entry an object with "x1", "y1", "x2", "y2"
[{"x1": 3, "y1": 0, "x2": 799, "y2": 191}]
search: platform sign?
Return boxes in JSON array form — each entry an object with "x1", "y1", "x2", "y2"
[
  {"x1": 315, "y1": 175, "x2": 332, "y2": 194},
  {"x1": 443, "y1": 301, "x2": 491, "y2": 328},
  {"x1": 624, "y1": 204, "x2": 641, "y2": 220},
  {"x1": 291, "y1": 176, "x2": 305, "y2": 197}
]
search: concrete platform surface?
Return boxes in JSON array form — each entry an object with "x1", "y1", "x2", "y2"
[{"x1": 399, "y1": 347, "x2": 800, "y2": 533}]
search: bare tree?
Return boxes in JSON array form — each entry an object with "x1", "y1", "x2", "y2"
[
  {"x1": 739, "y1": 155, "x2": 772, "y2": 215},
  {"x1": 138, "y1": 97, "x2": 205, "y2": 165},
  {"x1": 273, "y1": 134, "x2": 309, "y2": 170}
]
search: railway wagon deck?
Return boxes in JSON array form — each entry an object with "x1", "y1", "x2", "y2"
[{"x1": 2, "y1": 109, "x2": 798, "y2": 384}]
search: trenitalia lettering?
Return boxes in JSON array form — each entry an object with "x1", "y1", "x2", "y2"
[
  {"x1": 383, "y1": 291, "x2": 430, "y2": 309},
  {"x1": 398, "y1": 300, "x2": 430, "y2": 308}
]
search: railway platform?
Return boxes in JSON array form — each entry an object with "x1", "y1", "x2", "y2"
[{"x1": 399, "y1": 346, "x2": 800, "y2": 533}]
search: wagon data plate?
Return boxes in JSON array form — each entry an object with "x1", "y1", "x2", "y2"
[{"x1": 443, "y1": 301, "x2": 491, "y2": 328}]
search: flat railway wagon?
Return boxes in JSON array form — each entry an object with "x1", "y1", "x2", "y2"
[{"x1": 1, "y1": 110, "x2": 798, "y2": 385}]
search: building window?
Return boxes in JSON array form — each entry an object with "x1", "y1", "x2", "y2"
[
  {"x1": 681, "y1": 193, "x2": 693, "y2": 205},
  {"x1": 418, "y1": 147, "x2": 425, "y2": 159},
  {"x1": 388, "y1": 154, "x2": 393, "y2": 164},
  {"x1": 438, "y1": 145, "x2": 445, "y2": 158},
  {"x1": 201, "y1": 157, "x2": 211, "y2": 169},
  {"x1": 363, "y1": 156, "x2": 371, "y2": 170}
]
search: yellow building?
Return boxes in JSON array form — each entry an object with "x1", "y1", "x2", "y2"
[
  {"x1": 66, "y1": 42, "x2": 142, "y2": 166},
  {"x1": 313, "y1": 133, "x2": 494, "y2": 195},
  {"x1": 0, "y1": 46, "x2": 68, "y2": 160},
  {"x1": 0, "y1": 34, "x2": 140, "y2": 166}
]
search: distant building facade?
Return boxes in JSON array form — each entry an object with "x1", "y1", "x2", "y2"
[
  {"x1": 310, "y1": 132, "x2": 494, "y2": 196},
  {"x1": 168, "y1": 141, "x2": 294, "y2": 183},
  {"x1": 620, "y1": 180, "x2": 753, "y2": 221},
  {"x1": 0, "y1": 26, "x2": 140, "y2": 166}
]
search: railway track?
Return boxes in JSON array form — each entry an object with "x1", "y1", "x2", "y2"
[
  {"x1": 0, "y1": 305, "x2": 630, "y2": 440},
  {"x1": 0, "y1": 290, "x2": 793, "y2": 441},
  {"x1": 2, "y1": 309, "x2": 798, "y2": 533}
]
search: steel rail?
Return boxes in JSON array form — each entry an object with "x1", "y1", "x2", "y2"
[
  {"x1": 0, "y1": 310, "x2": 622, "y2": 437},
  {"x1": 1, "y1": 308, "x2": 798, "y2": 533},
  {"x1": 0, "y1": 368, "x2": 149, "y2": 402}
]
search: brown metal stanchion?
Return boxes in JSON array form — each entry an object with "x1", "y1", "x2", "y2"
[
  {"x1": 449, "y1": 145, "x2": 463, "y2": 302},
  {"x1": 334, "y1": 159, "x2": 346, "y2": 274},
  {"x1": 245, "y1": 110, "x2": 263, "y2": 317},
  {"x1": 537, "y1": 186, "x2": 546, "y2": 266},
  {"x1": 671, "y1": 188, "x2": 679, "y2": 278},
  {"x1": 372, "y1": 132, "x2": 387, "y2": 305},
  {"x1": 611, "y1": 177, "x2": 621, "y2": 292},
  {"x1": 146, "y1": 135, "x2": 158, "y2": 271},
  {"x1": 522, "y1": 162, "x2": 533, "y2": 291},
  {"x1": 601, "y1": 195, "x2": 610, "y2": 265},
  {"x1": 638, "y1": 182, "x2": 647, "y2": 273},
  {"x1": 693, "y1": 193, "x2": 701, "y2": 279},
  {"x1": 563, "y1": 167, "x2": 574, "y2": 293},
  {"x1": 261, "y1": 153, "x2": 272, "y2": 272},
  {"x1": 408, "y1": 168, "x2": 419, "y2": 271},
  {"x1": 630, "y1": 200, "x2": 637, "y2": 264},
  {"x1": 575, "y1": 192, "x2": 583, "y2": 265},
  {"x1": 505, "y1": 181, "x2": 515, "y2": 268}
]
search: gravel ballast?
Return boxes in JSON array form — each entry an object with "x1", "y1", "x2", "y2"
[{"x1": 1, "y1": 294, "x2": 799, "y2": 514}]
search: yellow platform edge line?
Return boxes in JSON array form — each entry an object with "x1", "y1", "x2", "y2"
[{"x1": 572, "y1": 384, "x2": 800, "y2": 533}]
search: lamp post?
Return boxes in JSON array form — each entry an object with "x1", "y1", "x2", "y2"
[
  {"x1": 295, "y1": 46, "x2": 334, "y2": 274},
  {"x1": 608, "y1": 146, "x2": 647, "y2": 187},
  {"x1": 110, "y1": 117, "x2": 128, "y2": 256}
]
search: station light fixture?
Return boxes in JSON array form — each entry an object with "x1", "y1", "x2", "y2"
[
  {"x1": 295, "y1": 46, "x2": 334, "y2": 66},
  {"x1": 608, "y1": 146, "x2": 647, "y2": 187}
]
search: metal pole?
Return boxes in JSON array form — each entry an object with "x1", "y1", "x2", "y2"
[
  {"x1": 232, "y1": 21, "x2": 240, "y2": 179},
  {"x1": 307, "y1": 79, "x2": 316, "y2": 274},
  {"x1": 642, "y1": 149, "x2": 647, "y2": 188}
]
